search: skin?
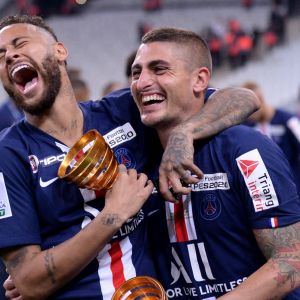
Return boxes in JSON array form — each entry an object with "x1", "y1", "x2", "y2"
[
  {"x1": 131, "y1": 40, "x2": 300, "y2": 299},
  {"x1": 1, "y1": 23, "x2": 260, "y2": 299},
  {"x1": 0, "y1": 23, "x2": 154, "y2": 299}
]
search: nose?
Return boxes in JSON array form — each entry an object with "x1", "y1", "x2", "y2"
[
  {"x1": 136, "y1": 69, "x2": 154, "y2": 91},
  {"x1": 5, "y1": 48, "x2": 19, "y2": 65}
]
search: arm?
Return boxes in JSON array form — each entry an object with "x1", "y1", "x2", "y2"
[
  {"x1": 159, "y1": 87, "x2": 260, "y2": 201},
  {"x1": 1, "y1": 165, "x2": 153, "y2": 300},
  {"x1": 218, "y1": 222, "x2": 300, "y2": 299}
]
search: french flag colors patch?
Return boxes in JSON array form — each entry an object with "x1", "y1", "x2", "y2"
[{"x1": 269, "y1": 217, "x2": 279, "y2": 228}]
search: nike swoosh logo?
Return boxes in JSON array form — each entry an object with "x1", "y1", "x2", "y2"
[
  {"x1": 39, "y1": 177, "x2": 59, "y2": 188},
  {"x1": 147, "y1": 209, "x2": 160, "y2": 216}
]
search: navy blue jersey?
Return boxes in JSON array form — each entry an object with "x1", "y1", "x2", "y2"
[
  {"x1": 0, "y1": 99, "x2": 24, "y2": 131},
  {"x1": 147, "y1": 125, "x2": 300, "y2": 299},
  {"x1": 0, "y1": 88, "x2": 157, "y2": 300},
  {"x1": 247, "y1": 109, "x2": 300, "y2": 196}
]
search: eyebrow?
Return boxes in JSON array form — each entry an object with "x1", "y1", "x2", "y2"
[
  {"x1": 132, "y1": 59, "x2": 169, "y2": 71},
  {"x1": 0, "y1": 36, "x2": 27, "y2": 53}
]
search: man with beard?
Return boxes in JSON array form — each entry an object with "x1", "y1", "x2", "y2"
[
  {"x1": 131, "y1": 27, "x2": 300, "y2": 299},
  {"x1": 0, "y1": 16, "x2": 260, "y2": 300}
]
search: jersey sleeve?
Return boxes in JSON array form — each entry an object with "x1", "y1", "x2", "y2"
[
  {"x1": 230, "y1": 127, "x2": 300, "y2": 229},
  {"x1": 0, "y1": 144, "x2": 41, "y2": 249}
]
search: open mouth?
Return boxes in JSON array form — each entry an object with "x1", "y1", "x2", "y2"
[
  {"x1": 142, "y1": 94, "x2": 165, "y2": 106},
  {"x1": 11, "y1": 64, "x2": 38, "y2": 95}
]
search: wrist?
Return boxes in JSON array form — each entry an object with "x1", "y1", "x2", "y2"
[{"x1": 99, "y1": 208, "x2": 127, "y2": 229}]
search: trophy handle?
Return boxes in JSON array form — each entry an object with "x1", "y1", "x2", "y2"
[{"x1": 112, "y1": 276, "x2": 168, "y2": 300}]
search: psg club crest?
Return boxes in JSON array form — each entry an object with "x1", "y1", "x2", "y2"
[
  {"x1": 115, "y1": 148, "x2": 136, "y2": 169},
  {"x1": 200, "y1": 193, "x2": 221, "y2": 221}
]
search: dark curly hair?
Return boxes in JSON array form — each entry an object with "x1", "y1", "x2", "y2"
[{"x1": 0, "y1": 15, "x2": 58, "y2": 42}]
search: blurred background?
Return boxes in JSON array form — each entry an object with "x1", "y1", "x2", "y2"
[{"x1": 0, "y1": 0, "x2": 300, "y2": 110}]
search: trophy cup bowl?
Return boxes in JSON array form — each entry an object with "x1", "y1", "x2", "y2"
[
  {"x1": 58, "y1": 129, "x2": 118, "y2": 190},
  {"x1": 112, "y1": 276, "x2": 168, "y2": 300}
]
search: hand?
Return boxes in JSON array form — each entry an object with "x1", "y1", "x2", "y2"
[
  {"x1": 4, "y1": 275, "x2": 22, "y2": 300},
  {"x1": 159, "y1": 126, "x2": 203, "y2": 202},
  {"x1": 104, "y1": 164, "x2": 154, "y2": 222}
]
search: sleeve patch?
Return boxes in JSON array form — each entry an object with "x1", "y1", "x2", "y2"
[
  {"x1": 236, "y1": 149, "x2": 279, "y2": 212},
  {"x1": 0, "y1": 173, "x2": 12, "y2": 219}
]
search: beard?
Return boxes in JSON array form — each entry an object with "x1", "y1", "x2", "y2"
[{"x1": 4, "y1": 55, "x2": 62, "y2": 116}]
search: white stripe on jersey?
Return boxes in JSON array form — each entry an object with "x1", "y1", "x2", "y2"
[
  {"x1": 165, "y1": 194, "x2": 197, "y2": 243},
  {"x1": 184, "y1": 194, "x2": 197, "y2": 240},
  {"x1": 97, "y1": 237, "x2": 135, "y2": 300}
]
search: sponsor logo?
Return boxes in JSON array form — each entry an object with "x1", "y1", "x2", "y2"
[
  {"x1": 236, "y1": 149, "x2": 279, "y2": 212},
  {"x1": 104, "y1": 123, "x2": 136, "y2": 148},
  {"x1": 39, "y1": 153, "x2": 66, "y2": 167},
  {"x1": 115, "y1": 148, "x2": 136, "y2": 169},
  {"x1": 148, "y1": 209, "x2": 160, "y2": 216},
  {"x1": 0, "y1": 173, "x2": 12, "y2": 219},
  {"x1": 39, "y1": 177, "x2": 59, "y2": 188},
  {"x1": 113, "y1": 210, "x2": 144, "y2": 239},
  {"x1": 238, "y1": 159, "x2": 259, "y2": 178},
  {"x1": 28, "y1": 155, "x2": 39, "y2": 174},
  {"x1": 192, "y1": 173, "x2": 230, "y2": 191},
  {"x1": 200, "y1": 193, "x2": 221, "y2": 221}
]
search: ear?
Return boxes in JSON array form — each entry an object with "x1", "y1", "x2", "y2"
[
  {"x1": 54, "y1": 42, "x2": 68, "y2": 63},
  {"x1": 193, "y1": 67, "x2": 210, "y2": 94}
]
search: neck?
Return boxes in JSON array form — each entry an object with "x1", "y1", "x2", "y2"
[
  {"x1": 25, "y1": 78, "x2": 84, "y2": 147},
  {"x1": 157, "y1": 127, "x2": 175, "y2": 149},
  {"x1": 261, "y1": 104, "x2": 275, "y2": 122}
]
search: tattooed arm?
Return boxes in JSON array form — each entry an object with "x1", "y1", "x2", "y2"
[
  {"x1": 159, "y1": 87, "x2": 260, "y2": 201},
  {"x1": 1, "y1": 165, "x2": 153, "y2": 300},
  {"x1": 218, "y1": 222, "x2": 300, "y2": 299}
]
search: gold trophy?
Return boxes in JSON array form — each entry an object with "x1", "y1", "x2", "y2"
[
  {"x1": 112, "y1": 276, "x2": 168, "y2": 300},
  {"x1": 58, "y1": 129, "x2": 118, "y2": 190}
]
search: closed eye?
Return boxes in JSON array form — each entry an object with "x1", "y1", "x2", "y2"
[
  {"x1": 154, "y1": 66, "x2": 168, "y2": 74},
  {"x1": 15, "y1": 41, "x2": 28, "y2": 48}
]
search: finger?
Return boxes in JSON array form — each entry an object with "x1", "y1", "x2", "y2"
[
  {"x1": 5, "y1": 288, "x2": 21, "y2": 299},
  {"x1": 176, "y1": 164, "x2": 203, "y2": 184},
  {"x1": 127, "y1": 168, "x2": 137, "y2": 177},
  {"x1": 167, "y1": 176, "x2": 192, "y2": 195},
  {"x1": 118, "y1": 164, "x2": 127, "y2": 173},
  {"x1": 144, "y1": 180, "x2": 154, "y2": 193},
  {"x1": 137, "y1": 172, "x2": 148, "y2": 185},
  {"x1": 3, "y1": 276, "x2": 14, "y2": 290}
]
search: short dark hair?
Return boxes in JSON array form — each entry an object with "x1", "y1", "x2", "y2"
[
  {"x1": 0, "y1": 15, "x2": 58, "y2": 42},
  {"x1": 142, "y1": 27, "x2": 212, "y2": 73},
  {"x1": 125, "y1": 50, "x2": 137, "y2": 79}
]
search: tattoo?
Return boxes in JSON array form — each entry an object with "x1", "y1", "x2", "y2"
[
  {"x1": 45, "y1": 250, "x2": 57, "y2": 285},
  {"x1": 162, "y1": 132, "x2": 193, "y2": 168},
  {"x1": 254, "y1": 223, "x2": 300, "y2": 291},
  {"x1": 190, "y1": 87, "x2": 259, "y2": 138},
  {"x1": 45, "y1": 119, "x2": 78, "y2": 135},
  {"x1": 102, "y1": 214, "x2": 120, "y2": 226},
  {"x1": 6, "y1": 247, "x2": 29, "y2": 272}
]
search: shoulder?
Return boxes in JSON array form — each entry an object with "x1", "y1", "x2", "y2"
[
  {"x1": 212, "y1": 125, "x2": 284, "y2": 159},
  {"x1": 0, "y1": 121, "x2": 29, "y2": 155},
  {"x1": 80, "y1": 88, "x2": 140, "y2": 123}
]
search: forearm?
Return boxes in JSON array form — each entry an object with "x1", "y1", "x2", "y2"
[
  {"x1": 219, "y1": 224, "x2": 300, "y2": 300},
  {"x1": 2, "y1": 208, "x2": 125, "y2": 300},
  {"x1": 218, "y1": 258, "x2": 300, "y2": 300},
  {"x1": 180, "y1": 87, "x2": 260, "y2": 140}
]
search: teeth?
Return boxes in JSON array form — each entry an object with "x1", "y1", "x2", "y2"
[
  {"x1": 142, "y1": 94, "x2": 165, "y2": 103},
  {"x1": 11, "y1": 64, "x2": 31, "y2": 78}
]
